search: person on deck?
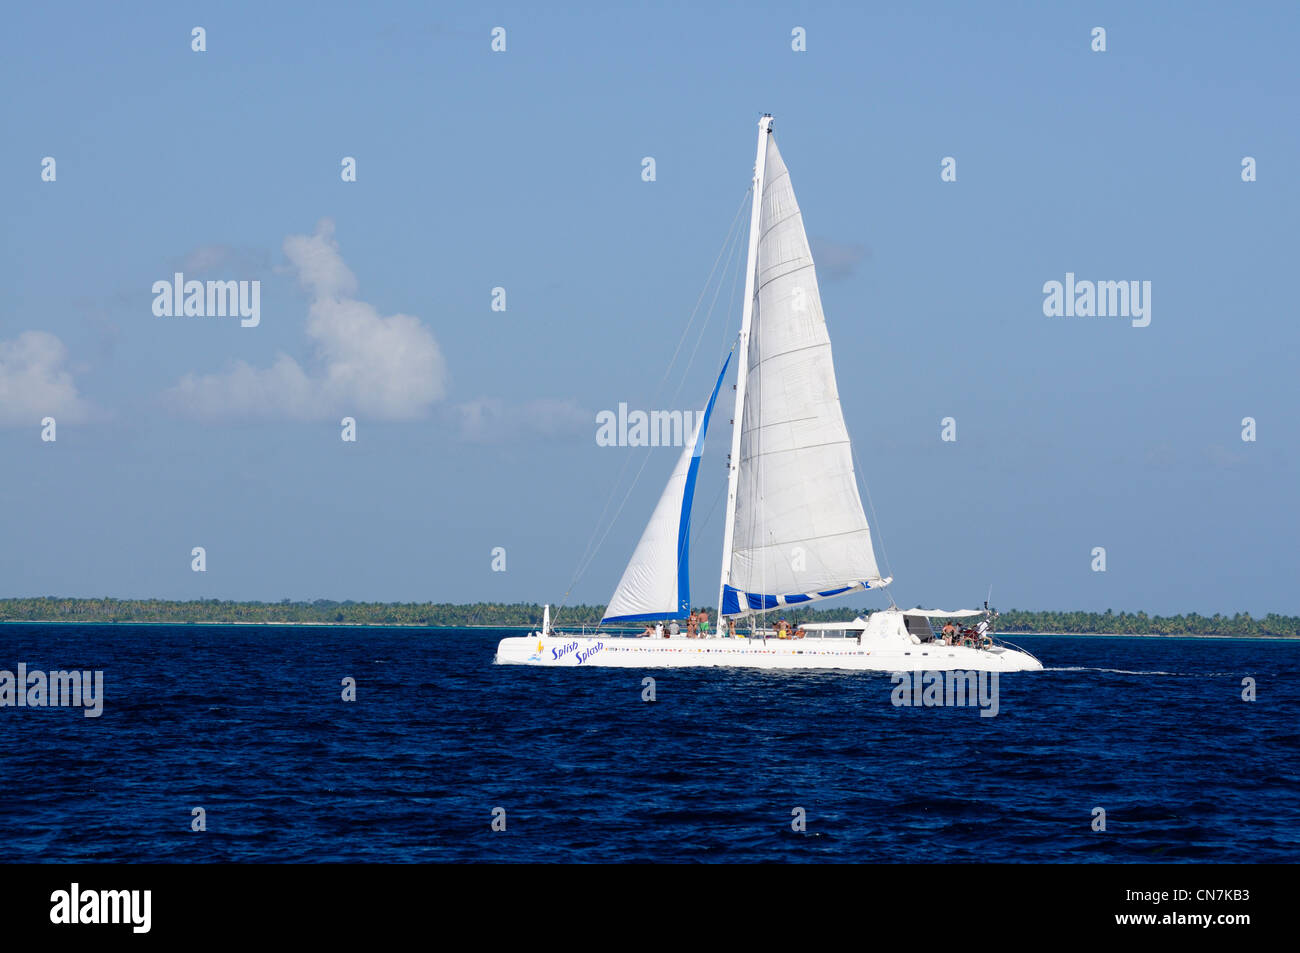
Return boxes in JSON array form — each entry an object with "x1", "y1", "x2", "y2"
[
  {"x1": 699, "y1": 610, "x2": 710, "y2": 636},
  {"x1": 668, "y1": 619, "x2": 680, "y2": 637},
  {"x1": 687, "y1": 610, "x2": 699, "y2": 638},
  {"x1": 941, "y1": 621, "x2": 957, "y2": 644}
]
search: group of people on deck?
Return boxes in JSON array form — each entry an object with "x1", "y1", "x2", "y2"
[
  {"x1": 637, "y1": 613, "x2": 818, "y2": 640},
  {"x1": 633, "y1": 614, "x2": 993, "y2": 646},
  {"x1": 640, "y1": 609, "x2": 714, "y2": 639},
  {"x1": 940, "y1": 619, "x2": 993, "y2": 649},
  {"x1": 774, "y1": 619, "x2": 806, "y2": 640}
]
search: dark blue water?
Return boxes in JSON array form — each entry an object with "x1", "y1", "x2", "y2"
[{"x1": 0, "y1": 625, "x2": 1295, "y2": 862}]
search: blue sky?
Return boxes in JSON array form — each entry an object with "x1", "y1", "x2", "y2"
[{"x1": 1, "y1": 1, "x2": 1296, "y2": 615}]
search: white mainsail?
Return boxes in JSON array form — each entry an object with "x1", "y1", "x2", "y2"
[
  {"x1": 601, "y1": 355, "x2": 731, "y2": 623},
  {"x1": 720, "y1": 126, "x2": 889, "y2": 617}
]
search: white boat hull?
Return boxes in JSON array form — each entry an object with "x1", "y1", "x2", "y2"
[{"x1": 495, "y1": 633, "x2": 1043, "y2": 672}]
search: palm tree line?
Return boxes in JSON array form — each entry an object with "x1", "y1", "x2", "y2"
[{"x1": 0, "y1": 598, "x2": 1295, "y2": 637}]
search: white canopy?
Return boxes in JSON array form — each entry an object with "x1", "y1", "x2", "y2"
[
  {"x1": 798, "y1": 617, "x2": 869, "y2": 630},
  {"x1": 796, "y1": 608, "x2": 982, "y2": 630}
]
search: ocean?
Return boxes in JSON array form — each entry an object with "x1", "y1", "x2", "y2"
[{"x1": 0, "y1": 625, "x2": 1295, "y2": 863}]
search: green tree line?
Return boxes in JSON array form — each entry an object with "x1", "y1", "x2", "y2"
[{"x1": 0, "y1": 598, "x2": 1296, "y2": 637}]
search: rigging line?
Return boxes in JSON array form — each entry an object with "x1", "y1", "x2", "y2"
[
  {"x1": 553, "y1": 189, "x2": 752, "y2": 627},
  {"x1": 674, "y1": 463, "x2": 729, "y2": 589},
  {"x1": 564, "y1": 443, "x2": 658, "y2": 603},
  {"x1": 851, "y1": 439, "x2": 896, "y2": 607},
  {"x1": 670, "y1": 208, "x2": 747, "y2": 408},
  {"x1": 720, "y1": 209, "x2": 746, "y2": 369},
  {"x1": 714, "y1": 221, "x2": 748, "y2": 615},
  {"x1": 656, "y1": 188, "x2": 751, "y2": 406},
  {"x1": 567, "y1": 216, "x2": 745, "y2": 601},
  {"x1": 688, "y1": 467, "x2": 731, "y2": 611},
  {"x1": 665, "y1": 189, "x2": 752, "y2": 409},
  {"x1": 567, "y1": 337, "x2": 741, "y2": 623},
  {"x1": 559, "y1": 187, "x2": 750, "y2": 599},
  {"x1": 694, "y1": 480, "x2": 727, "y2": 541}
]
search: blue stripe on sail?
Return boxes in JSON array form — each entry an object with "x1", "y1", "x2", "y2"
[
  {"x1": 601, "y1": 610, "x2": 685, "y2": 623},
  {"x1": 674, "y1": 353, "x2": 732, "y2": 616},
  {"x1": 721, "y1": 585, "x2": 743, "y2": 616},
  {"x1": 721, "y1": 581, "x2": 878, "y2": 614}
]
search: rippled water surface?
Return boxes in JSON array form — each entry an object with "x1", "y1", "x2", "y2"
[{"x1": 0, "y1": 626, "x2": 1295, "y2": 862}]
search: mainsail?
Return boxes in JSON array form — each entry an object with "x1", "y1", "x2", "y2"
[
  {"x1": 601, "y1": 354, "x2": 732, "y2": 623},
  {"x1": 720, "y1": 125, "x2": 889, "y2": 617}
]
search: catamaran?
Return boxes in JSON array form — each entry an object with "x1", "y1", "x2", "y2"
[{"x1": 496, "y1": 115, "x2": 1041, "y2": 672}]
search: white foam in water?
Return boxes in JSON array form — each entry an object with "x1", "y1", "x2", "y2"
[{"x1": 1044, "y1": 666, "x2": 1235, "y2": 677}]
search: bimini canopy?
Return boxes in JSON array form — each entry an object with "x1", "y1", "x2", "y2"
[
  {"x1": 902, "y1": 608, "x2": 983, "y2": 618},
  {"x1": 798, "y1": 618, "x2": 869, "y2": 631}
]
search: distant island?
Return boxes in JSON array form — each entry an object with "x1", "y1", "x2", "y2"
[{"x1": 0, "y1": 598, "x2": 1296, "y2": 638}]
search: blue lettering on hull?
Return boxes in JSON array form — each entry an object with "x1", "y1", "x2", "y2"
[{"x1": 546, "y1": 640, "x2": 605, "y2": 664}]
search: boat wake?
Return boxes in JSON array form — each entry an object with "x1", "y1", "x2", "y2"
[{"x1": 1044, "y1": 666, "x2": 1239, "y2": 677}]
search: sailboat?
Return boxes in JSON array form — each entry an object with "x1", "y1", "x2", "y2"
[{"x1": 496, "y1": 115, "x2": 1042, "y2": 672}]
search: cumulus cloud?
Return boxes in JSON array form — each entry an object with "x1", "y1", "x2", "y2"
[
  {"x1": 168, "y1": 219, "x2": 446, "y2": 420},
  {"x1": 0, "y1": 331, "x2": 93, "y2": 426}
]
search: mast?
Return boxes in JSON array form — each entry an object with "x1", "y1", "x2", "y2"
[{"x1": 717, "y1": 113, "x2": 772, "y2": 618}]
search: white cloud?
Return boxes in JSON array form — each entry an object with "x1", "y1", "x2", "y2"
[
  {"x1": 0, "y1": 331, "x2": 93, "y2": 426},
  {"x1": 168, "y1": 219, "x2": 447, "y2": 420},
  {"x1": 177, "y1": 244, "x2": 271, "y2": 275},
  {"x1": 448, "y1": 397, "x2": 590, "y2": 444}
]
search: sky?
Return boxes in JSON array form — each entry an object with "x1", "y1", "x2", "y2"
[{"x1": 1, "y1": 1, "x2": 1297, "y2": 616}]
